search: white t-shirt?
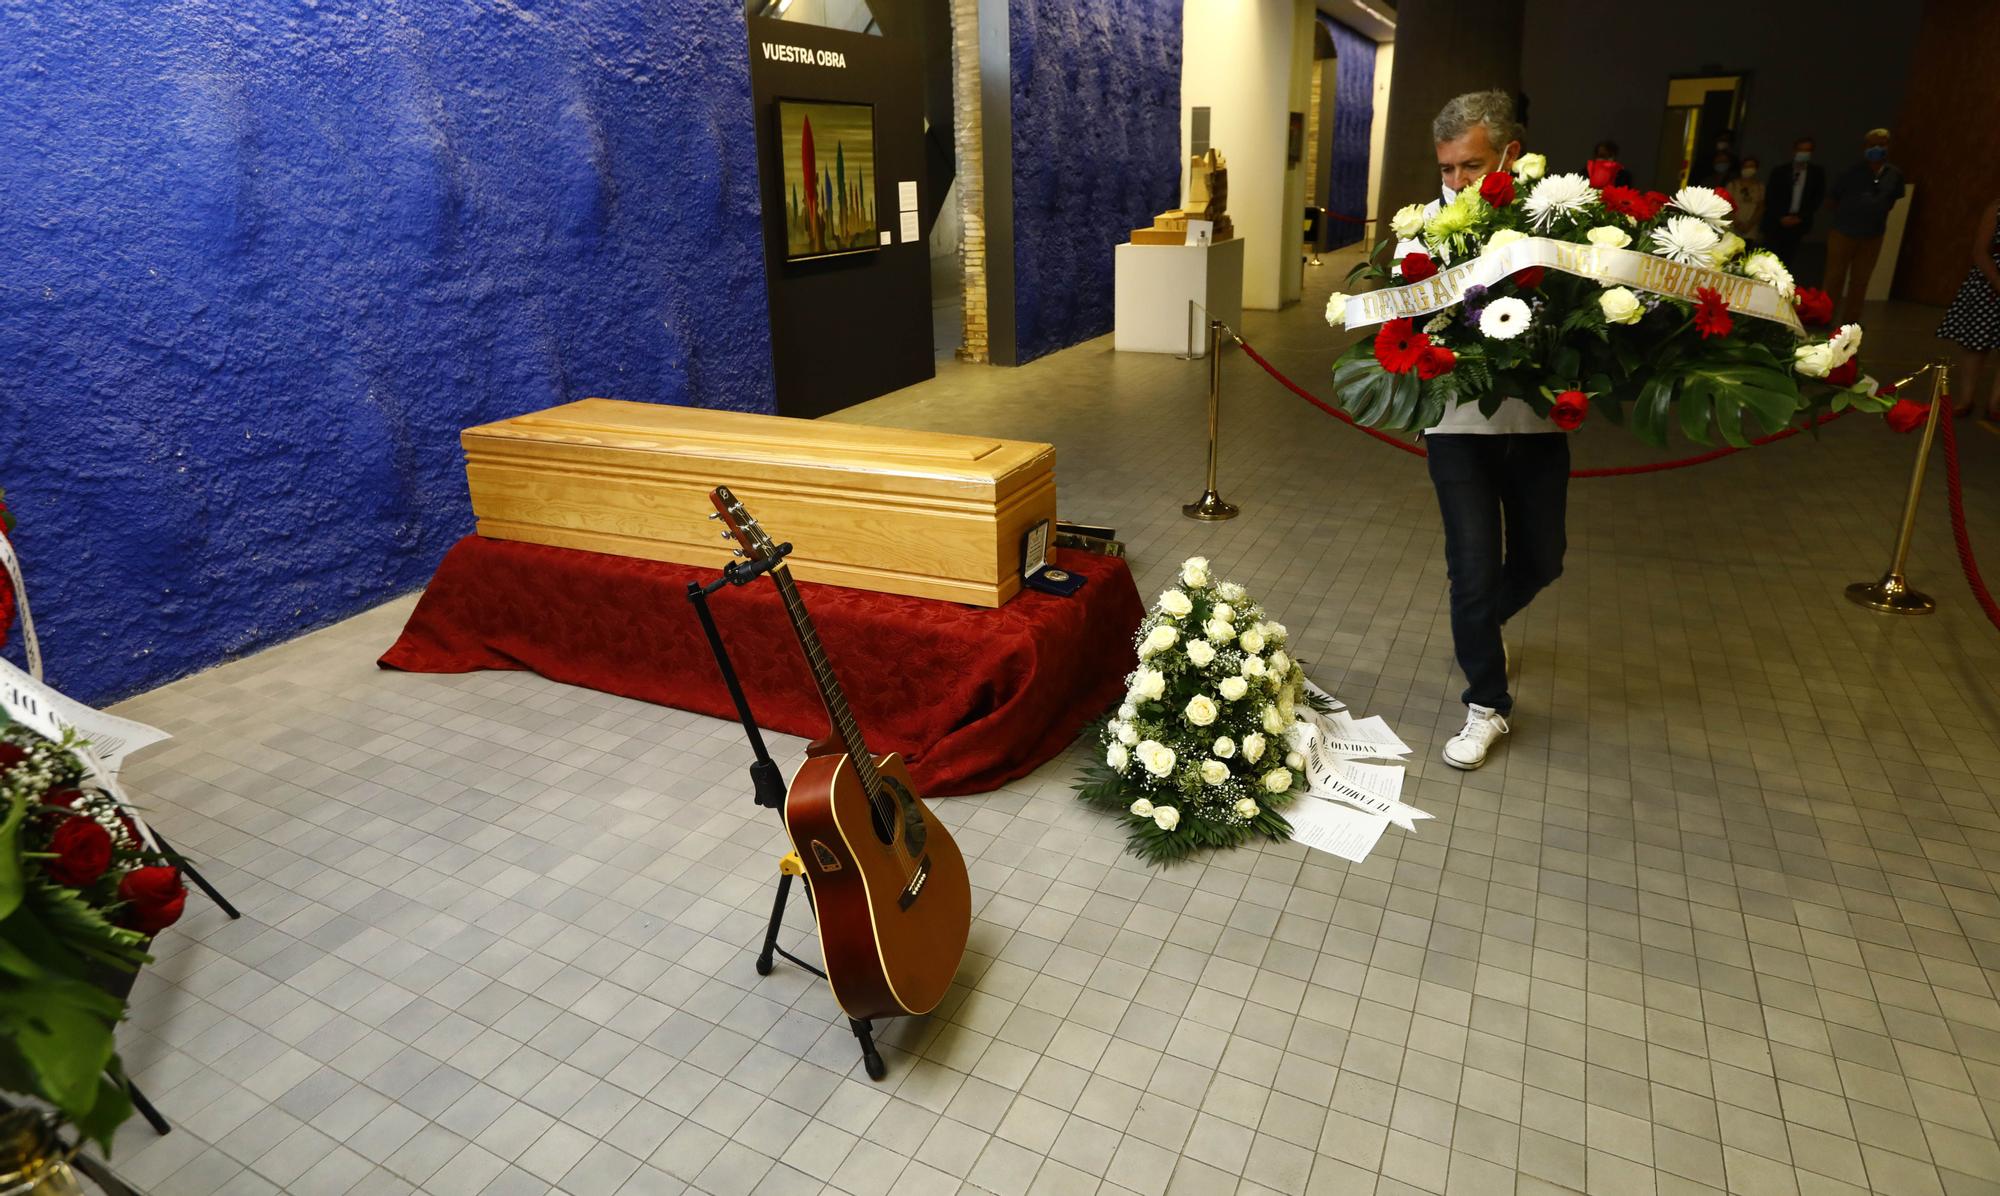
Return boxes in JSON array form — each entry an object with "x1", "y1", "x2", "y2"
[{"x1": 1391, "y1": 195, "x2": 1557, "y2": 436}]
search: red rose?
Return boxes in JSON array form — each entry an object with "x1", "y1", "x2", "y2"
[
  {"x1": 118, "y1": 866, "x2": 187, "y2": 936},
  {"x1": 1551, "y1": 390, "x2": 1590, "y2": 431},
  {"x1": 1400, "y1": 251, "x2": 1438, "y2": 283},
  {"x1": 47, "y1": 817, "x2": 113, "y2": 887},
  {"x1": 1826, "y1": 358, "x2": 1860, "y2": 387},
  {"x1": 1512, "y1": 266, "x2": 1545, "y2": 289},
  {"x1": 1372, "y1": 319, "x2": 1429, "y2": 374},
  {"x1": 1794, "y1": 287, "x2": 1833, "y2": 326},
  {"x1": 1884, "y1": 399, "x2": 1929, "y2": 433},
  {"x1": 1585, "y1": 158, "x2": 1622, "y2": 188},
  {"x1": 1478, "y1": 171, "x2": 1516, "y2": 207},
  {"x1": 1693, "y1": 287, "x2": 1733, "y2": 339},
  {"x1": 1416, "y1": 345, "x2": 1457, "y2": 379}
]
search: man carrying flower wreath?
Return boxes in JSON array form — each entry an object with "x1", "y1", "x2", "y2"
[{"x1": 1390, "y1": 89, "x2": 1570, "y2": 770}]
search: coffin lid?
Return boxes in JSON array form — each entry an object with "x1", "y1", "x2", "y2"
[{"x1": 463, "y1": 399, "x2": 1052, "y2": 498}]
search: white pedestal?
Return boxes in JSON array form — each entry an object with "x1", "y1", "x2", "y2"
[
  {"x1": 1114, "y1": 237, "x2": 1246, "y2": 356},
  {"x1": 1869, "y1": 185, "x2": 1914, "y2": 302}
]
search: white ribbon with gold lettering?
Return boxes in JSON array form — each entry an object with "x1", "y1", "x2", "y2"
[
  {"x1": 0, "y1": 533, "x2": 40, "y2": 682},
  {"x1": 1342, "y1": 236, "x2": 1802, "y2": 336}
]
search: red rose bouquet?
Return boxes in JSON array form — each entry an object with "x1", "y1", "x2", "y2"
[
  {"x1": 0, "y1": 723, "x2": 187, "y2": 1149},
  {"x1": 0, "y1": 489, "x2": 15, "y2": 650},
  {"x1": 1326, "y1": 157, "x2": 1890, "y2": 445}
]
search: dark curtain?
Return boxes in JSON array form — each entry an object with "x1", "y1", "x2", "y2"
[{"x1": 1324, "y1": 17, "x2": 1376, "y2": 249}]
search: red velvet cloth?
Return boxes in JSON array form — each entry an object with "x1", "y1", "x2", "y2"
[{"x1": 379, "y1": 536, "x2": 1144, "y2": 796}]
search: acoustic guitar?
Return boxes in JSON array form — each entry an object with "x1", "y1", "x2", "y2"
[{"x1": 709, "y1": 486, "x2": 971, "y2": 1020}]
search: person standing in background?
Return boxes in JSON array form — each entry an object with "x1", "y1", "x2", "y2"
[
  {"x1": 1824, "y1": 128, "x2": 1907, "y2": 325},
  {"x1": 1727, "y1": 156, "x2": 1765, "y2": 244},
  {"x1": 1761, "y1": 136, "x2": 1826, "y2": 271},
  {"x1": 1936, "y1": 198, "x2": 2000, "y2": 421},
  {"x1": 1699, "y1": 134, "x2": 1738, "y2": 188}
]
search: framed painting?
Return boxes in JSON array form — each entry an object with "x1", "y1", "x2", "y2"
[{"x1": 777, "y1": 99, "x2": 880, "y2": 260}]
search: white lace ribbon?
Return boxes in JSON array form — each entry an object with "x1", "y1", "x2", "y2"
[
  {"x1": 1343, "y1": 236, "x2": 1802, "y2": 335},
  {"x1": 0, "y1": 533, "x2": 39, "y2": 681}
]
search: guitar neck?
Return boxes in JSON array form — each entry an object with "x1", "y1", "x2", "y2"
[{"x1": 769, "y1": 565, "x2": 883, "y2": 793}]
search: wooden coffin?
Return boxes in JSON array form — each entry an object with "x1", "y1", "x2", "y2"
[{"x1": 462, "y1": 399, "x2": 1058, "y2": 606}]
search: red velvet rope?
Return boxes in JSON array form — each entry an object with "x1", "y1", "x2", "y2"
[
  {"x1": 1230, "y1": 337, "x2": 1852, "y2": 478},
  {"x1": 1939, "y1": 410, "x2": 2000, "y2": 632}
]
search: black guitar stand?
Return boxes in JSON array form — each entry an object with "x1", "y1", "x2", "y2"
[{"x1": 686, "y1": 548, "x2": 889, "y2": 1082}]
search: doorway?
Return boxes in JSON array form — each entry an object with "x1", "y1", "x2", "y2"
[{"x1": 1654, "y1": 73, "x2": 1749, "y2": 191}]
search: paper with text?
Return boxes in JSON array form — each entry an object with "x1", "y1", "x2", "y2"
[
  {"x1": 1303, "y1": 677, "x2": 1346, "y2": 712},
  {"x1": 0, "y1": 653, "x2": 169, "y2": 775},
  {"x1": 1313, "y1": 709, "x2": 1411, "y2": 760},
  {"x1": 1285, "y1": 795, "x2": 1390, "y2": 862}
]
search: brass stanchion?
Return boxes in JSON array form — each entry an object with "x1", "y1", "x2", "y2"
[
  {"x1": 1846, "y1": 361, "x2": 1948, "y2": 614},
  {"x1": 1183, "y1": 319, "x2": 1239, "y2": 521}
]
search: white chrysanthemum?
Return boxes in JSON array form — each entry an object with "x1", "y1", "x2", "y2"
[
  {"x1": 1212, "y1": 736, "x2": 1236, "y2": 759},
  {"x1": 1186, "y1": 639, "x2": 1216, "y2": 668},
  {"x1": 1522, "y1": 172, "x2": 1595, "y2": 230},
  {"x1": 1130, "y1": 668, "x2": 1166, "y2": 701},
  {"x1": 1200, "y1": 759, "x2": 1230, "y2": 786},
  {"x1": 1669, "y1": 185, "x2": 1732, "y2": 226},
  {"x1": 1180, "y1": 557, "x2": 1211, "y2": 587},
  {"x1": 1512, "y1": 152, "x2": 1547, "y2": 181},
  {"x1": 1741, "y1": 251, "x2": 1795, "y2": 299},
  {"x1": 1650, "y1": 215, "x2": 1721, "y2": 266},
  {"x1": 1390, "y1": 203, "x2": 1427, "y2": 238},
  {"x1": 1585, "y1": 225, "x2": 1631, "y2": 249},
  {"x1": 1204, "y1": 619, "x2": 1235, "y2": 644},
  {"x1": 1159, "y1": 589, "x2": 1193, "y2": 618},
  {"x1": 1138, "y1": 625, "x2": 1177, "y2": 658},
  {"x1": 1479, "y1": 296, "x2": 1532, "y2": 340},
  {"x1": 1107, "y1": 742, "x2": 1130, "y2": 772},
  {"x1": 1219, "y1": 675, "x2": 1249, "y2": 701},
  {"x1": 1184, "y1": 695, "x2": 1219, "y2": 727},
  {"x1": 1325, "y1": 291, "x2": 1349, "y2": 329},
  {"x1": 1262, "y1": 768, "x2": 1293, "y2": 793},
  {"x1": 1600, "y1": 287, "x2": 1643, "y2": 325},
  {"x1": 1141, "y1": 743, "x2": 1175, "y2": 777},
  {"x1": 1152, "y1": 805, "x2": 1181, "y2": 830},
  {"x1": 1484, "y1": 228, "x2": 1527, "y2": 252},
  {"x1": 1829, "y1": 323, "x2": 1863, "y2": 366},
  {"x1": 1233, "y1": 797, "x2": 1261, "y2": 819},
  {"x1": 1128, "y1": 796, "x2": 1151, "y2": 816},
  {"x1": 1217, "y1": 581, "x2": 1247, "y2": 602}
]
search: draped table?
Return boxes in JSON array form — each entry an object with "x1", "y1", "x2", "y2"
[{"x1": 379, "y1": 536, "x2": 1144, "y2": 796}]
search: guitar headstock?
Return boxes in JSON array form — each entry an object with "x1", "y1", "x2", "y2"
[{"x1": 709, "y1": 486, "x2": 780, "y2": 564}]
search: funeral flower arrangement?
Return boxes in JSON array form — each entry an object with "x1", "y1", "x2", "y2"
[
  {"x1": 0, "y1": 722, "x2": 187, "y2": 1149},
  {"x1": 1326, "y1": 155, "x2": 1891, "y2": 444},
  {"x1": 0, "y1": 489, "x2": 14, "y2": 646},
  {"x1": 1075, "y1": 557, "x2": 1328, "y2": 863}
]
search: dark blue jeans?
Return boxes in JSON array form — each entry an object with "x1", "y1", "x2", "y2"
[{"x1": 1426, "y1": 433, "x2": 1570, "y2": 715}]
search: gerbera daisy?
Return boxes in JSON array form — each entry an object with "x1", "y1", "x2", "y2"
[
  {"x1": 1601, "y1": 186, "x2": 1650, "y2": 221},
  {"x1": 1522, "y1": 173, "x2": 1596, "y2": 230},
  {"x1": 1478, "y1": 296, "x2": 1531, "y2": 340},
  {"x1": 1373, "y1": 318, "x2": 1429, "y2": 373},
  {"x1": 1692, "y1": 287, "x2": 1732, "y2": 339},
  {"x1": 1650, "y1": 215, "x2": 1721, "y2": 265}
]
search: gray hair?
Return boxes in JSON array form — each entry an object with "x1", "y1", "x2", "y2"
[{"x1": 1433, "y1": 89, "x2": 1523, "y2": 150}]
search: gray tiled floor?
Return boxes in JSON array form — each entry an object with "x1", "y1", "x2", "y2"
[{"x1": 98, "y1": 253, "x2": 2000, "y2": 1195}]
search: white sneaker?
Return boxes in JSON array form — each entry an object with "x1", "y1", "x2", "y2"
[{"x1": 1442, "y1": 704, "x2": 1509, "y2": 770}]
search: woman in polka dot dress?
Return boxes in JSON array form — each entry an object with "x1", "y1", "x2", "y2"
[{"x1": 1936, "y1": 198, "x2": 2000, "y2": 420}]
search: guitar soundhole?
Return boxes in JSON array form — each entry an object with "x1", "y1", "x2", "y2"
[{"x1": 883, "y1": 777, "x2": 926, "y2": 854}]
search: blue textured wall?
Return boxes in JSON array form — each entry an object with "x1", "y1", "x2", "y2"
[
  {"x1": 1325, "y1": 18, "x2": 1376, "y2": 250},
  {"x1": 0, "y1": 2, "x2": 773, "y2": 705},
  {"x1": 1009, "y1": 0, "x2": 1181, "y2": 363}
]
